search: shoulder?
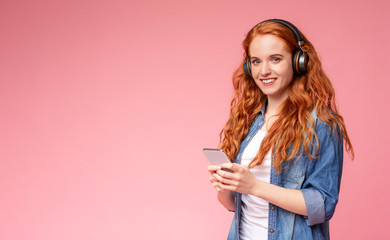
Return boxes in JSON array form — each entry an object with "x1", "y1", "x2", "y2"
[
  {"x1": 313, "y1": 116, "x2": 344, "y2": 160},
  {"x1": 312, "y1": 108, "x2": 342, "y2": 139}
]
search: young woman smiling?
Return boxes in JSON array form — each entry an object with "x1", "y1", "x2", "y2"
[{"x1": 208, "y1": 19, "x2": 354, "y2": 240}]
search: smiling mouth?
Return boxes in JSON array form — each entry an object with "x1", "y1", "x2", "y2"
[{"x1": 261, "y1": 78, "x2": 276, "y2": 84}]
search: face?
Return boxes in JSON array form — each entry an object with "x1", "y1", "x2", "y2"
[{"x1": 248, "y1": 34, "x2": 294, "y2": 101}]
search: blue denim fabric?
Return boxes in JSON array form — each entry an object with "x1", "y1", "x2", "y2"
[{"x1": 227, "y1": 104, "x2": 343, "y2": 240}]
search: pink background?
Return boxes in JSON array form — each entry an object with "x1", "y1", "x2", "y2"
[{"x1": 1, "y1": 0, "x2": 389, "y2": 239}]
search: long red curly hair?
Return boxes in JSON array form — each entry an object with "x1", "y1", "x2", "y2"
[{"x1": 218, "y1": 21, "x2": 354, "y2": 172}]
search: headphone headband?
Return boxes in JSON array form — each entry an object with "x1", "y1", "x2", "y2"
[{"x1": 264, "y1": 19, "x2": 303, "y2": 43}]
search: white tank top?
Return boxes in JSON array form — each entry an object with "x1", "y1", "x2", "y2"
[{"x1": 239, "y1": 130, "x2": 271, "y2": 240}]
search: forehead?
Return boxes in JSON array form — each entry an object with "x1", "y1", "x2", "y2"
[{"x1": 248, "y1": 34, "x2": 289, "y2": 57}]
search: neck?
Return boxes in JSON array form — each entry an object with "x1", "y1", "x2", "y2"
[{"x1": 266, "y1": 94, "x2": 288, "y2": 116}]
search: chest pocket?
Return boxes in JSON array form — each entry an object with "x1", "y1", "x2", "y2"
[{"x1": 280, "y1": 155, "x2": 307, "y2": 189}]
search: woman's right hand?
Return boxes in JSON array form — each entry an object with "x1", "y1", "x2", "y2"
[
  {"x1": 208, "y1": 164, "x2": 235, "y2": 211},
  {"x1": 208, "y1": 165, "x2": 225, "y2": 192}
]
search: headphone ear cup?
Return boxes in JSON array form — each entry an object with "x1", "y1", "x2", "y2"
[
  {"x1": 293, "y1": 50, "x2": 309, "y2": 75},
  {"x1": 243, "y1": 58, "x2": 253, "y2": 78}
]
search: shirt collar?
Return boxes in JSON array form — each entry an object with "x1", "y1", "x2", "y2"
[{"x1": 258, "y1": 100, "x2": 267, "y2": 117}]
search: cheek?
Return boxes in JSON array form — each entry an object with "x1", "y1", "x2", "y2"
[
  {"x1": 251, "y1": 65, "x2": 260, "y2": 75},
  {"x1": 252, "y1": 78, "x2": 264, "y2": 91},
  {"x1": 277, "y1": 65, "x2": 294, "y2": 79}
]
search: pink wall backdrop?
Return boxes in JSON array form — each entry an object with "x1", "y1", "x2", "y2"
[{"x1": 1, "y1": 0, "x2": 389, "y2": 239}]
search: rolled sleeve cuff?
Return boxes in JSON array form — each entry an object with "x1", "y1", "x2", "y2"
[{"x1": 301, "y1": 189, "x2": 325, "y2": 226}]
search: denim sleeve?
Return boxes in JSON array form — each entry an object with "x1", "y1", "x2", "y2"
[{"x1": 300, "y1": 121, "x2": 344, "y2": 226}]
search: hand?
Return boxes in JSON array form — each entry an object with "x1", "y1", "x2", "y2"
[
  {"x1": 208, "y1": 164, "x2": 229, "y2": 193},
  {"x1": 207, "y1": 164, "x2": 235, "y2": 210},
  {"x1": 213, "y1": 163, "x2": 259, "y2": 195}
]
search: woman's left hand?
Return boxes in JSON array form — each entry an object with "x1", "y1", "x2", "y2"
[{"x1": 213, "y1": 163, "x2": 260, "y2": 195}]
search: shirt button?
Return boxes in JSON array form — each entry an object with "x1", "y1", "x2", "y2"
[
  {"x1": 270, "y1": 228, "x2": 274, "y2": 233},
  {"x1": 270, "y1": 205, "x2": 275, "y2": 210}
]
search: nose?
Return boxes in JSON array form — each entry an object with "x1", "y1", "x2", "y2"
[{"x1": 259, "y1": 62, "x2": 271, "y2": 76}]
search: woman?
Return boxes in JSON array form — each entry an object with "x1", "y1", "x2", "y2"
[{"x1": 207, "y1": 19, "x2": 354, "y2": 240}]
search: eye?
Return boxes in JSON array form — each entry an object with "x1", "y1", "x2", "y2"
[
  {"x1": 252, "y1": 59, "x2": 260, "y2": 65},
  {"x1": 271, "y1": 57, "x2": 281, "y2": 62}
]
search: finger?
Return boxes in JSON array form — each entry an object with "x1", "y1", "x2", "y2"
[
  {"x1": 213, "y1": 182, "x2": 229, "y2": 193},
  {"x1": 217, "y1": 181, "x2": 237, "y2": 192},
  {"x1": 220, "y1": 163, "x2": 244, "y2": 173},
  {"x1": 213, "y1": 182, "x2": 225, "y2": 192},
  {"x1": 216, "y1": 169, "x2": 235, "y2": 180},
  {"x1": 220, "y1": 162, "x2": 242, "y2": 172},
  {"x1": 213, "y1": 173, "x2": 237, "y2": 186},
  {"x1": 209, "y1": 175, "x2": 218, "y2": 183},
  {"x1": 220, "y1": 162, "x2": 234, "y2": 170},
  {"x1": 207, "y1": 165, "x2": 222, "y2": 172}
]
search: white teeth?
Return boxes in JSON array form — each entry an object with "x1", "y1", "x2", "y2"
[{"x1": 261, "y1": 78, "x2": 276, "y2": 84}]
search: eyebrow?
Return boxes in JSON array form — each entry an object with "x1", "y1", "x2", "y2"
[{"x1": 250, "y1": 54, "x2": 284, "y2": 59}]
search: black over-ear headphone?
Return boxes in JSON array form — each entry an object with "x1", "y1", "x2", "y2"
[{"x1": 243, "y1": 19, "x2": 310, "y2": 78}]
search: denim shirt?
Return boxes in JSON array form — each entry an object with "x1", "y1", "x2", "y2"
[{"x1": 227, "y1": 104, "x2": 343, "y2": 240}]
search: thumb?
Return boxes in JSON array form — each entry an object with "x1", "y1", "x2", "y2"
[{"x1": 220, "y1": 162, "x2": 239, "y2": 171}]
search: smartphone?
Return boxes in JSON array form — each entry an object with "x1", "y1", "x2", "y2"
[{"x1": 203, "y1": 148, "x2": 233, "y2": 172}]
